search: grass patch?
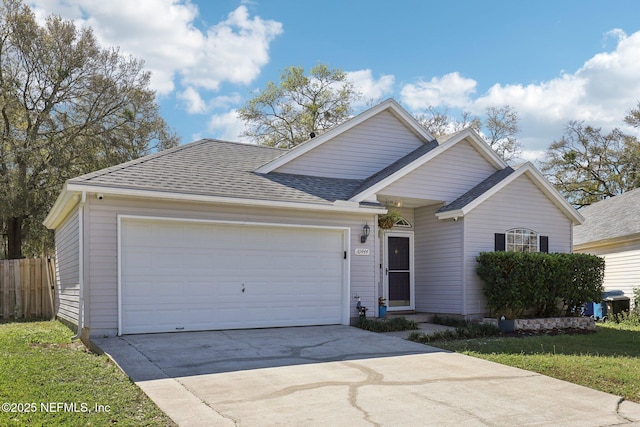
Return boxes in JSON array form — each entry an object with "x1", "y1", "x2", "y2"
[
  {"x1": 430, "y1": 322, "x2": 640, "y2": 403},
  {"x1": 0, "y1": 321, "x2": 176, "y2": 426},
  {"x1": 356, "y1": 316, "x2": 419, "y2": 332}
]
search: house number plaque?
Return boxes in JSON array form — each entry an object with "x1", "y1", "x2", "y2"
[{"x1": 354, "y1": 248, "x2": 370, "y2": 256}]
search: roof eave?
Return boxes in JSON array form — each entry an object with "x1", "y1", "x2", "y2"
[
  {"x1": 574, "y1": 232, "x2": 640, "y2": 251},
  {"x1": 519, "y1": 164, "x2": 584, "y2": 225},
  {"x1": 43, "y1": 183, "x2": 80, "y2": 230},
  {"x1": 435, "y1": 209, "x2": 465, "y2": 220},
  {"x1": 61, "y1": 183, "x2": 387, "y2": 215},
  {"x1": 454, "y1": 128, "x2": 508, "y2": 170}
]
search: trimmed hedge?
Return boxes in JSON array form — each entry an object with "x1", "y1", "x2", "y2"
[
  {"x1": 476, "y1": 252, "x2": 604, "y2": 318},
  {"x1": 355, "y1": 316, "x2": 419, "y2": 332}
]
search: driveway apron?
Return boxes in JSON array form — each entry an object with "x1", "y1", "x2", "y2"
[{"x1": 93, "y1": 325, "x2": 640, "y2": 426}]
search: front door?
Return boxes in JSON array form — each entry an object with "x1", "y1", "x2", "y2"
[{"x1": 384, "y1": 232, "x2": 414, "y2": 311}]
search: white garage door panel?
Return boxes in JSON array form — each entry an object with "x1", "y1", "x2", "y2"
[{"x1": 120, "y1": 219, "x2": 346, "y2": 334}]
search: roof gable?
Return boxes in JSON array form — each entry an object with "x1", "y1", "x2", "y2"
[
  {"x1": 255, "y1": 99, "x2": 435, "y2": 177},
  {"x1": 436, "y1": 162, "x2": 584, "y2": 225},
  {"x1": 350, "y1": 128, "x2": 507, "y2": 203}
]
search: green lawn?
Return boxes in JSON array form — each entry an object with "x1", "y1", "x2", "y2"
[
  {"x1": 0, "y1": 320, "x2": 176, "y2": 426},
  {"x1": 432, "y1": 322, "x2": 640, "y2": 403}
]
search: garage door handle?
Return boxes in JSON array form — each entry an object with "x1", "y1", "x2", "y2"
[{"x1": 242, "y1": 284, "x2": 245, "y2": 293}]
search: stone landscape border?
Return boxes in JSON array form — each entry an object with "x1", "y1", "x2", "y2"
[{"x1": 482, "y1": 317, "x2": 596, "y2": 332}]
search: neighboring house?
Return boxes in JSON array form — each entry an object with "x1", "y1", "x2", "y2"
[
  {"x1": 44, "y1": 99, "x2": 583, "y2": 340},
  {"x1": 574, "y1": 187, "x2": 640, "y2": 305}
]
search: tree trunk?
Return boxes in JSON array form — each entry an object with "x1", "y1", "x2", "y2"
[{"x1": 6, "y1": 216, "x2": 23, "y2": 259}]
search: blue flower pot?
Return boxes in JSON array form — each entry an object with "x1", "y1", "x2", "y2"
[{"x1": 378, "y1": 306, "x2": 387, "y2": 318}]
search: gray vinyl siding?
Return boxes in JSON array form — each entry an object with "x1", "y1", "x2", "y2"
[
  {"x1": 274, "y1": 111, "x2": 424, "y2": 179},
  {"x1": 393, "y1": 207, "x2": 415, "y2": 229},
  {"x1": 83, "y1": 195, "x2": 376, "y2": 337},
  {"x1": 464, "y1": 175, "x2": 573, "y2": 316},
  {"x1": 54, "y1": 208, "x2": 80, "y2": 325},
  {"x1": 414, "y1": 205, "x2": 464, "y2": 314},
  {"x1": 378, "y1": 139, "x2": 497, "y2": 203},
  {"x1": 577, "y1": 240, "x2": 640, "y2": 303}
]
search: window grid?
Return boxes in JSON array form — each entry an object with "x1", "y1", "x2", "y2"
[
  {"x1": 506, "y1": 228, "x2": 538, "y2": 253},
  {"x1": 394, "y1": 216, "x2": 411, "y2": 228}
]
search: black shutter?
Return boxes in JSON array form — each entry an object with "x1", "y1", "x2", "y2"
[
  {"x1": 540, "y1": 236, "x2": 549, "y2": 253},
  {"x1": 494, "y1": 233, "x2": 506, "y2": 251}
]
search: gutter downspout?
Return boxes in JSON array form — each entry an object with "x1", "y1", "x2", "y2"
[{"x1": 72, "y1": 191, "x2": 86, "y2": 340}]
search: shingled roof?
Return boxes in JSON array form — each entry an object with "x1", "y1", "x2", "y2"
[
  {"x1": 349, "y1": 140, "x2": 439, "y2": 198},
  {"x1": 573, "y1": 187, "x2": 640, "y2": 246},
  {"x1": 437, "y1": 167, "x2": 515, "y2": 213},
  {"x1": 69, "y1": 139, "x2": 365, "y2": 206}
]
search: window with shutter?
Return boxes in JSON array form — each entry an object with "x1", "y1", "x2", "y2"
[
  {"x1": 540, "y1": 236, "x2": 549, "y2": 253},
  {"x1": 505, "y1": 228, "x2": 540, "y2": 252},
  {"x1": 495, "y1": 230, "x2": 548, "y2": 252}
]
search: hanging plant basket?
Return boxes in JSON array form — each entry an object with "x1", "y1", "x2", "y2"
[{"x1": 378, "y1": 210, "x2": 402, "y2": 230}]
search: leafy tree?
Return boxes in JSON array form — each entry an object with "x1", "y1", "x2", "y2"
[
  {"x1": 624, "y1": 101, "x2": 640, "y2": 128},
  {"x1": 0, "y1": 0, "x2": 179, "y2": 258},
  {"x1": 415, "y1": 105, "x2": 521, "y2": 162},
  {"x1": 483, "y1": 105, "x2": 521, "y2": 162},
  {"x1": 238, "y1": 63, "x2": 361, "y2": 148},
  {"x1": 414, "y1": 106, "x2": 481, "y2": 138},
  {"x1": 623, "y1": 102, "x2": 640, "y2": 188},
  {"x1": 540, "y1": 121, "x2": 639, "y2": 208}
]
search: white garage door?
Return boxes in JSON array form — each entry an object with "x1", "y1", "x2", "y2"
[{"x1": 119, "y1": 218, "x2": 346, "y2": 334}]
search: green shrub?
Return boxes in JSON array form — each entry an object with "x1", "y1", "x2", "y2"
[
  {"x1": 431, "y1": 315, "x2": 467, "y2": 328},
  {"x1": 613, "y1": 310, "x2": 640, "y2": 326},
  {"x1": 408, "y1": 322, "x2": 501, "y2": 343},
  {"x1": 356, "y1": 316, "x2": 419, "y2": 332},
  {"x1": 476, "y1": 252, "x2": 604, "y2": 318}
]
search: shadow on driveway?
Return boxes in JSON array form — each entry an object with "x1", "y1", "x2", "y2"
[{"x1": 93, "y1": 325, "x2": 441, "y2": 381}]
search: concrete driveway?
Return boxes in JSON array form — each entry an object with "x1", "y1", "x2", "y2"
[{"x1": 93, "y1": 326, "x2": 640, "y2": 426}]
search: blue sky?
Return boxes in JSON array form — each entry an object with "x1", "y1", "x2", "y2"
[{"x1": 30, "y1": 0, "x2": 640, "y2": 161}]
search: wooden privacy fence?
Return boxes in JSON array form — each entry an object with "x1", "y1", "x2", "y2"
[{"x1": 0, "y1": 257, "x2": 56, "y2": 320}]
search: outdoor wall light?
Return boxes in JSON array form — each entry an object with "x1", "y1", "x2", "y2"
[{"x1": 360, "y1": 223, "x2": 370, "y2": 243}]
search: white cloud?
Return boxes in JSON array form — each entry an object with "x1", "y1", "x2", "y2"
[
  {"x1": 400, "y1": 72, "x2": 477, "y2": 110},
  {"x1": 208, "y1": 110, "x2": 251, "y2": 143},
  {"x1": 186, "y1": 6, "x2": 282, "y2": 91},
  {"x1": 475, "y1": 30, "x2": 640, "y2": 152},
  {"x1": 177, "y1": 87, "x2": 207, "y2": 114},
  {"x1": 209, "y1": 93, "x2": 244, "y2": 109},
  {"x1": 29, "y1": 1, "x2": 282, "y2": 96},
  {"x1": 400, "y1": 30, "x2": 640, "y2": 157},
  {"x1": 604, "y1": 28, "x2": 626, "y2": 45},
  {"x1": 177, "y1": 90, "x2": 244, "y2": 115},
  {"x1": 346, "y1": 69, "x2": 395, "y2": 106}
]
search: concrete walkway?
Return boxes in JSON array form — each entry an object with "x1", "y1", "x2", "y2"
[{"x1": 93, "y1": 325, "x2": 640, "y2": 426}]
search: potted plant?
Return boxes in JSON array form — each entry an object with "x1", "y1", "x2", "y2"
[
  {"x1": 378, "y1": 297, "x2": 387, "y2": 318},
  {"x1": 378, "y1": 210, "x2": 402, "y2": 230}
]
